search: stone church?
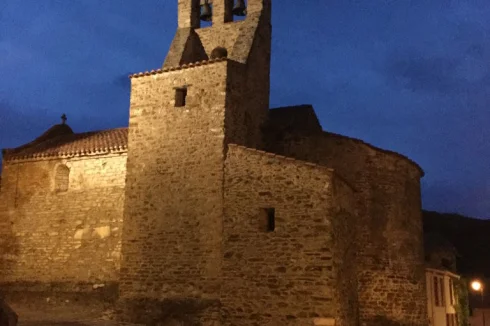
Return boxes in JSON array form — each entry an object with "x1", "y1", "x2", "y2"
[{"x1": 0, "y1": 0, "x2": 428, "y2": 325}]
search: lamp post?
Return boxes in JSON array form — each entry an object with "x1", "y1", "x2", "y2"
[{"x1": 471, "y1": 280, "x2": 485, "y2": 326}]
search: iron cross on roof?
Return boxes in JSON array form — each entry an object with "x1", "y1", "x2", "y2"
[{"x1": 61, "y1": 114, "x2": 67, "y2": 125}]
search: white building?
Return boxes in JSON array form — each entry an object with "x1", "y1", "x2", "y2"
[{"x1": 426, "y1": 268, "x2": 459, "y2": 326}]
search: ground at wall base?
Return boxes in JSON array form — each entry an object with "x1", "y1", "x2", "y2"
[{"x1": 5, "y1": 296, "x2": 143, "y2": 326}]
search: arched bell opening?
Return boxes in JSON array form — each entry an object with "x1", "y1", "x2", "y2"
[
  {"x1": 198, "y1": 0, "x2": 247, "y2": 26},
  {"x1": 200, "y1": 0, "x2": 213, "y2": 27},
  {"x1": 232, "y1": 0, "x2": 247, "y2": 21}
]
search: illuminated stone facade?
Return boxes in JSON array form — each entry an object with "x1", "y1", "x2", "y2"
[{"x1": 0, "y1": 1, "x2": 428, "y2": 325}]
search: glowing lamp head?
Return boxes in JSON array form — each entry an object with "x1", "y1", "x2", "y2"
[{"x1": 471, "y1": 280, "x2": 483, "y2": 291}]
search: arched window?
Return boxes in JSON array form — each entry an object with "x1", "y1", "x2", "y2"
[{"x1": 54, "y1": 164, "x2": 70, "y2": 192}]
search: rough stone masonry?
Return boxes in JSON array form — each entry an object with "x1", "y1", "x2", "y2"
[{"x1": 0, "y1": 0, "x2": 428, "y2": 325}]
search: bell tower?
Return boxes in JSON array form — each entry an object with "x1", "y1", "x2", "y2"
[
  {"x1": 166, "y1": 0, "x2": 271, "y2": 66},
  {"x1": 120, "y1": 1, "x2": 272, "y2": 324},
  {"x1": 163, "y1": 0, "x2": 272, "y2": 147}
]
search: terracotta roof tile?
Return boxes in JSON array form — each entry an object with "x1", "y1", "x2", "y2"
[
  {"x1": 3, "y1": 127, "x2": 128, "y2": 161},
  {"x1": 129, "y1": 57, "x2": 228, "y2": 79}
]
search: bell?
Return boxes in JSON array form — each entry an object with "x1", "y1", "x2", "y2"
[
  {"x1": 200, "y1": 1, "x2": 212, "y2": 22},
  {"x1": 232, "y1": 0, "x2": 247, "y2": 16}
]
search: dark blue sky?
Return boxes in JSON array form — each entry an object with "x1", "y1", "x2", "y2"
[{"x1": 0, "y1": 0, "x2": 489, "y2": 218}]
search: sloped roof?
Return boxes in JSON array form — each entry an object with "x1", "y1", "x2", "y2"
[
  {"x1": 267, "y1": 105, "x2": 323, "y2": 134},
  {"x1": 130, "y1": 57, "x2": 227, "y2": 79},
  {"x1": 3, "y1": 125, "x2": 128, "y2": 161},
  {"x1": 266, "y1": 104, "x2": 424, "y2": 176}
]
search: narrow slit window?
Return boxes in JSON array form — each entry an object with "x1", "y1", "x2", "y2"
[
  {"x1": 175, "y1": 88, "x2": 187, "y2": 107},
  {"x1": 260, "y1": 208, "x2": 275, "y2": 232}
]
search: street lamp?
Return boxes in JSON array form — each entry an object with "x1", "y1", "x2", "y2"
[
  {"x1": 471, "y1": 279, "x2": 485, "y2": 326},
  {"x1": 473, "y1": 280, "x2": 483, "y2": 292}
]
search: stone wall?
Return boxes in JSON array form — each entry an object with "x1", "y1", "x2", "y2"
[
  {"x1": 265, "y1": 128, "x2": 428, "y2": 326},
  {"x1": 222, "y1": 144, "x2": 357, "y2": 326},
  {"x1": 120, "y1": 2, "x2": 273, "y2": 322},
  {"x1": 0, "y1": 154, "x2": 126, "y2": 285},
  {"x1": 223, "y1": 10, "x2": 271, "y2": 149},
  {"x1": 120, "y1": 62, "x2": 229, "y2": 324}
]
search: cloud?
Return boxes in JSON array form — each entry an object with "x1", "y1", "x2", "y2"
[
  {"x1": 386, "y1": 52, "x2": 459, "y2": 94},
  {"x1": 384, "y1": 46, "x2": 490, "y2": 92}
]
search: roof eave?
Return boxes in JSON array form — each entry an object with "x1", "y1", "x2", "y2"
[{"x1": 3, "y1": 148, "x2": 128, "y2": 163}]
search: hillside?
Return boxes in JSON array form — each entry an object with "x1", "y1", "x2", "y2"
[{"x1": 423, "y1": 210, "x2": 490, "y2": 278}]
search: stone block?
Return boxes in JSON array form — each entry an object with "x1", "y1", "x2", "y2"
[{"x1": 313, "y1": 317, "x2": 335, "y2": 326}]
